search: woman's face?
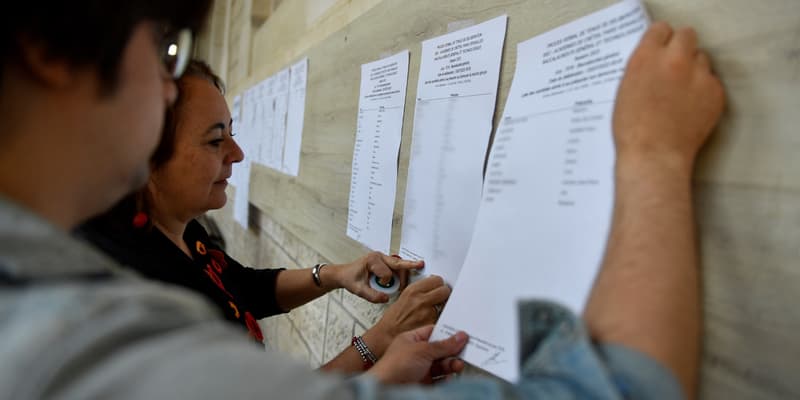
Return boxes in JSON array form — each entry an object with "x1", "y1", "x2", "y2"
[{"x1": 148, "y1": 76, "x2": 243, "y2": 220}]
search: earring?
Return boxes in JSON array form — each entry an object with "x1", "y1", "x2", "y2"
[{"x1": 132, "y1": 211, "x2": 149, "y2": 228}]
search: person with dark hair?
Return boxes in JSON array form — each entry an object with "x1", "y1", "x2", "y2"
[
  {"x1": 0, "y1": 1, "x2": 211, "y2": 227},
  {"x1": 79, "y1": 59, "x2": 453, "y2": 372},
  {"x1": 0, "y1": 0, "x2": 725, "y2": 396}
]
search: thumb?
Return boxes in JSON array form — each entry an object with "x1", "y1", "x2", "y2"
[
  {"x1": 358, "y1": 287, "x2": 389, "y2": 303},
  {"x1": 425, "y1": 331, "x2": 468, "y2": 360}
]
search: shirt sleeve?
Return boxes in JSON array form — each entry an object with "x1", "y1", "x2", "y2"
[
  {"x1": 222, "y1": 254, "x2": 287, "y2": 319},
  {"x1": 344, "y1": 300, "x2": 684, "y2": 400}
]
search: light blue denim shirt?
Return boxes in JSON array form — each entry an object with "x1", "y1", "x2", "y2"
[
  {"x1": 349, "y1": 300, "x2": 683, "y2": 399},
  {"x1": 0, "y1": 196, "x2": 682, "y2": 399}
]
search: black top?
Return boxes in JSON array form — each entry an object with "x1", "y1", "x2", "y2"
[{"x1": 77, "y1": 198, "x2": 285, "y2": 342}]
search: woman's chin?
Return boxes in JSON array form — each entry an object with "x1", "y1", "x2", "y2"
[{"x1": 207, "y1": 192, "x2": 228, "y2": 210}]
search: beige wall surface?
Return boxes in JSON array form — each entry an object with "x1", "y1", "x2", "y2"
[{"x1": 198, "y1": 0, "x2": 800, "y2": 398}]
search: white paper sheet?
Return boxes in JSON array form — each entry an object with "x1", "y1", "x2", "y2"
[
  {"x1": 231, "y1": 95, "x2": 241, "y2": 131},
  {"x1": 254, "y1": 75, "x2": 277, "y2": 169},
  {"x1": 399, "y1": 15, "x2": 507, "y2": 285},
  {"x1": 270, "y1": 68, "x2": 290, "y2": 169},
  {"x1": 229, "y1": 94, "x2": 243, "y2": 216},
  {"x1": 233, "y1": 88, "x2": 259, "y2": 228},
  {"x1": 229, "y1": 94, "x2": 242, "y2": 203},
  {"x1": 346, "y1": 51, "x2": 410, "y2": 253},
  {"x1": 430, "y1": 0, "x2": 650, "y2": 382},
  {"x1": 283, "y1": 58, "x2": 308, "y2": 176},
  {"x1": 250, "y1": 77, "x2": 270, "y2": 168}
]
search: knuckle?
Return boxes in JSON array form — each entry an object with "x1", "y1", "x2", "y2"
[
  {"x1": 440, "y1": 286, "x2": 453, "y2": 299},
  {"x1": 651, "y1": 21, "x2": 672, "y2": 35},
  {"x1": 666, "y1": 53, "x2": 690, "y2": 74},
  {"x1": 680, "y1": 26, "x2": 697, "y2": 38}
]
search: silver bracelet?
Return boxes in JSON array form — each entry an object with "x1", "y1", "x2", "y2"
[{"x1": 311, "y1": 263, "x2": 327, "y2": 288}]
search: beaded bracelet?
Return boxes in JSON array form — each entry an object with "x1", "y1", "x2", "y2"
[{"x1": 351, "y1": 336, "x2": 378, "y2": 369}]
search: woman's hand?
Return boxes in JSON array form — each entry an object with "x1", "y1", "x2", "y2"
[
  {"x1": 328, "y1": 252, "x2": 424, "y2": 303},
  {"x1": 361, "y1": 275, "x2": 452, "y2": 358}
]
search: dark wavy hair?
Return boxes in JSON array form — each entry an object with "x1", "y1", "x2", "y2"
[
  {"x1": 1, "y1": 0, "x2": 213, "y2": 92},
  {"x1": 123, "y1": 59, "x2": 226, "y2": 227},
  {"x1": 151, "y1": 59, "x2": 225, "y2": 170}
]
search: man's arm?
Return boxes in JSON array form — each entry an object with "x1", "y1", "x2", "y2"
[{"x1": 583, "y1": 22, "x2": 725, "y2": 399}]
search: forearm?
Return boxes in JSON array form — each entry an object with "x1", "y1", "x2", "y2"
[
  {"x1": 274, "y1": 265, "x2": 342, "y2": 311},
  {"x1": 583, "y1": 155, "x2": 700, "y2": 398},
  {"x1": 319, "y1": 327, "x2": 392, "y2": 373}
]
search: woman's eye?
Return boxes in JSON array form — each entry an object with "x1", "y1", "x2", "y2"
[{"x1": 209, "y1": 139, "x2": 224, "y2": 147}]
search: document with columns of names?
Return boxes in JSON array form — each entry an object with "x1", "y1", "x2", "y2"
[
  {"x1": 282, "y1": 58, "x2": 308, "y2": 176},
  {"x1": 431, "y1": 0, "x2": 650, "y2": 382},
  {"x1": 255, "y1": 69, "x2": 290, "y2": 171},
  {"x1": 251, "y1": 76, "x2": 274, "y2": 168},
  {"x1": 269, "y1": 68, "x2": 290, "y2": 170},
  {"x1": 230, "y1": 94, "x2": 246, "y2": 227},
  {"x1": 399, "y1": 15, "x2": 507, "y2": 286},
  {"x1": 347, "y1": 51, "x2": 410, "y2": 254},
  {"x1": 233, "y1": 88, "x2": 257, "y2": 228}
]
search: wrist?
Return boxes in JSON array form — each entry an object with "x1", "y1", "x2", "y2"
[
  {"x1": 365, "y1": 361, "x2": 391, "y2": 384},
  {"x1": 615, "y1": 151, "x2": 695, "y2": 184},
  {"x1": 351, "y1": 335, "x2": 378, "y2": 370},
  {"x1": 361, "y1": 325, "x2": 393, "y2": 358},
  {"x1": 317, "y1": 263, "x2": 343, "y2": 291}
]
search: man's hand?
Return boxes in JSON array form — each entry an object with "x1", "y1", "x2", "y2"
[
  {"x1": 368, "y1": 325, "x2": 467, "y2": 385},
  {"x1": 613, "y1": 22, "x2": 725, "y2": 176}
]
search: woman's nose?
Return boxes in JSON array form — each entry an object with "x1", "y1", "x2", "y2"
[{"x1": 226, "y1": 137, "x2": 245, "y2": 164}]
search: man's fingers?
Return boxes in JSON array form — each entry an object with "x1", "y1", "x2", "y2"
[
  {"x1": 641, "y1": 21, "x2": 673, "y2": 47},
  {"x1": 695, "y1": 50, "x2": 711, "y2": 72},
  {"x1": 670, "y1": 26, "x2": 698, "y2": 55},
  {"x1": 427, "y1": 331, "x2": 468, "y2": 360},
  {"x1": 449, "y1": 358, "x2": 465, "y2": 374},
  {"x1": 430, "y1": 358, "x2": 465, "y2": 378}
]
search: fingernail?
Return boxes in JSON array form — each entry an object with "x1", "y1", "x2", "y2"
[
  {"x1": 391, "y1": 254, "x2": 400, "y2": 259},
  {"x1": 455, "y1": 332, "x2": 467, "y2": 344}
]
